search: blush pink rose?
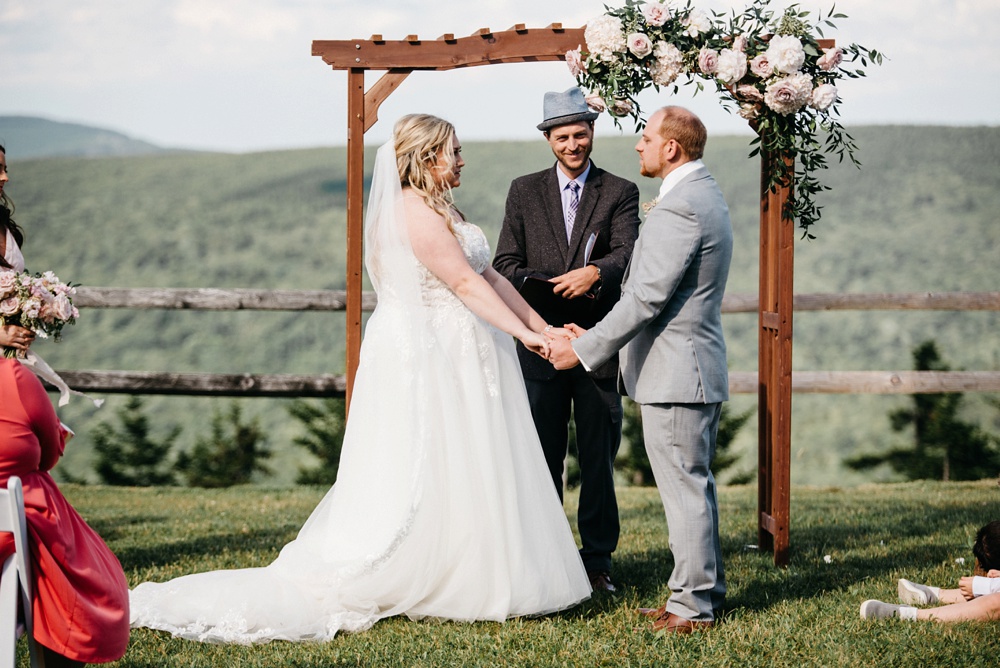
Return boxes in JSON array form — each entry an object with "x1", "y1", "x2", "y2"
[
  {"x1": 817, "y1": 47, "x2": 844, "y2": 72},
  {"x1": 698, "y1": 47, "x2": 719, "y2": 75},
  {"x1": 627, "y1": 32, "x2": 654, "y2": 59},
  {"x1": 750, "y1": 53, "x2": 773, "y2": 79},
  {"x1": 736, "y1": 84, "x2": 764, "y2": 102},
  {"x1": 0, "y1": 271, "x2": 16, "y2": 296},
  {"x1": 0, "y1": 296, "x2": 19, "y2": 317},
  {"x1": 641, "y1": 2, "x2": 670, "y2": 26},
  {"x1": 585, "y1": 93, "x2": 607, "y2": 112},
  {"x1": 51, "y1": 294, "x2": 75, "y2": 321},
  {"x1": 566, "y1": 48, "x2": 584, "y2": 77},
  {"x1": 764, "y1": 72, "x2": 813, "y2": 115}
]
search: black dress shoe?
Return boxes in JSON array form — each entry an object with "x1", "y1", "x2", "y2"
[{"x1": 587, "y1": 571, "x2": 617, "y2": 593}]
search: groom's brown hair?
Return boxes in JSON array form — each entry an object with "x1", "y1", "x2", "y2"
[{"x1": 656, "y1": 107, "x2": 707, "y2": 160}]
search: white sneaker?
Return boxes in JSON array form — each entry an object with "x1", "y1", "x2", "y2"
[
  {"x1": 897, "y1": 578, "x2": 937, "y2": 605},
  {"x1": 860, "y1": 599, "x2": 901, "y2": 619}
]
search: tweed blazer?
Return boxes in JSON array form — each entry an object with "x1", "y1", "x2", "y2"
[
  {"x1": 572, "y1": 164, "x2": 733, "y2": 404},
  {"x1": 493, "y1": 162, "x2": 640, "y2": 380}
]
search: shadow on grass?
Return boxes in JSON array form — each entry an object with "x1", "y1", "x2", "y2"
[{"x1": 115, "y1": 524, "x2": 300, "y2": 572}]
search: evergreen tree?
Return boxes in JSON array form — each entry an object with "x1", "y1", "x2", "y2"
[
  {"x1": 616, "y1": 399, "x2": 754, "y2": 485},
  {"x1": 287, "y1": 398, "x2": 346, "y2": 485},
  {"x1": 92, "y1": 396, "x2": 178, "y2": 486},
  {"x1": 847, "y1": 340, "x2": 1000, "y2": 481},
  {"x1": 176, "y1": 401, "x2": 271, "y2": 488}
]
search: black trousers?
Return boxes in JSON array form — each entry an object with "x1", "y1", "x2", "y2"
[{"x1": 525, "y1": 366, "x2": 621, "y2": 574}]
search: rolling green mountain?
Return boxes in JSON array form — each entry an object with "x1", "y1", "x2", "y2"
[
  {"x1": 0, "y1": 116, "x2": 171, "y2": 159},
  {"x1": 5, "y1": 125, "x2": 999, "y2": 486}
]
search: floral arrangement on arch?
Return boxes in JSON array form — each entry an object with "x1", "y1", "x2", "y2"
[
  {"x1": 0, "y1": 269, "x2": 80, "y2": 358},
  {"x1": 568, "y1": 0, "x2": 882, "y2": 237}
]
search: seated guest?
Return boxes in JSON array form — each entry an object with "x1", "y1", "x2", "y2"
[
  {"x1": 0, "y1": 358, "x2": 129, "y2": 666},
  {"x1": 861, "y1": 520, "x2": 1000, "y2": 622}
]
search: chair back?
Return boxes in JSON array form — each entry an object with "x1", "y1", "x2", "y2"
[{"x1": 0, "y1": 477, "x2": 45, "y2": 668}]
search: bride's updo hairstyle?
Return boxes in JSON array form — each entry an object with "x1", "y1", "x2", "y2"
[{"x1": 393, "y1": 114, "x2": 462, "y2": 232}]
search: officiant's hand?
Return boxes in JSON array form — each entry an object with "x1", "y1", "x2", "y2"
[
  {"x1": 550, "y1": 265, "x2": 600, "y2": 299},
  {"x1": 547, "y1": 334, "x2": 580, "y2": 370}
]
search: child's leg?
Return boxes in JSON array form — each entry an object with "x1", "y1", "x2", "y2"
[{"x1": 918, "y1": 592, "x2": 1000, "y2": 623}]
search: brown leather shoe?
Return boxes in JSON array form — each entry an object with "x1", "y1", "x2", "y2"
[
  {"x1": 587, "y1": 571, "x2": 617, "y2": 593},
  {"x1": 638, "y1": 604, "x2": 666, "y2": 619},
  {"x1": 651, "y1": 611, "x2": 713, "y2": 634}
]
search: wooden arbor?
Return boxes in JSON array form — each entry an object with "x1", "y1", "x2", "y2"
[{"x1": 312, "y1": 26, "x2": 827, "y2": 566}]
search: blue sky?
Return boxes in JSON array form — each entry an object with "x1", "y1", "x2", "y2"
[{"x1": 2, "y1": 0, "x2": 998, "y2": 152}]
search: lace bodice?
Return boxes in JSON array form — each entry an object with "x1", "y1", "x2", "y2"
[{"x1": 416, "y1": 220, "x2": 491, "y2": 308}]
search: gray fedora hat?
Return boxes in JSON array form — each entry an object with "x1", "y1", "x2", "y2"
[{"x1": 537, "y1": 87, "x2": 600, "y2": 131}]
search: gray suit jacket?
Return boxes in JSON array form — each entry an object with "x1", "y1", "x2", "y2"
[
  {"x1": 493, "y1": 163, "x2": 640, "y2": 381},
  {"x1": 573, "y1": 164, "x2": 733, "y2": 404}
]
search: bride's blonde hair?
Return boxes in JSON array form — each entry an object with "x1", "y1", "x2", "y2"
[{"x1": 394, "y1": 114, "x2": 463, "y2": 231}]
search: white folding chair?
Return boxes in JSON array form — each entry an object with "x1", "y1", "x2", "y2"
[{"x1": 0, "y1": 476, "x2": 45, "y2": 668}]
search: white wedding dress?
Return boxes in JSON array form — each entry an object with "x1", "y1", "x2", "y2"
[{"x1": 129, "y1": 141, "x2": 591, "y2": 644}]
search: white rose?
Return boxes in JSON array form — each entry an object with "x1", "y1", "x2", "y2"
[
  {"x1": 809, "y1": 83, "x2": 838, "y2": 111},
  {"x1": 764, "y1": 72, "x2": 813, "y2": 115},
  {"x1": 51, "y1": 294, "x2": 75, "y2": 321},
  {"x1": 716, "y1": 48, "x2": 747, "y2": 85},
  {"x1": 683, "y1": 10, "x2": 712, "y2": 37},
  {"x1": 765, "y1": 35, "x2": 806, "y2": 74},
  {"x1": 584, "y1": 15, "x2": 627, "y2": 62},
  {"x1": 627, "y1": 32, "x2": 653, "y2": 59}
]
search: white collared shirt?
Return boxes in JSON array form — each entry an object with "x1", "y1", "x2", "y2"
[{"x1": 655, "y1": 159, "x2": 703, "y2": 204}]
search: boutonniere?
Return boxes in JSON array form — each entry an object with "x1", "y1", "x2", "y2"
[{"x1": 641, "y1": 196, "x2": 661, "y2": 214}]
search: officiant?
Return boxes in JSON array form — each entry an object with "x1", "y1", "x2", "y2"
[{"x1": 493, "y1": 87, "x2": 640, "y2": 592}]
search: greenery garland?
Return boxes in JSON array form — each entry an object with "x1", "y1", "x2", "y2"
[{"x1": 570, "y1": 0, "x2": 882, "y2": 238}]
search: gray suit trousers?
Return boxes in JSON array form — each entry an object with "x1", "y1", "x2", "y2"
[{"x1": 641, "y1": 401, "x2": 726, "y2": 621}]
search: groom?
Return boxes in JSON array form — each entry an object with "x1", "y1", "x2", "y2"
[
  {"x1": 493, "y1": 87, "x2": 640, "y2": 592},
  {"x1": 548, "y1": 106, "x2": 733, "y2": 633}
]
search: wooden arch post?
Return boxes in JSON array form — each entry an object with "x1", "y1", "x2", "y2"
[{"x1": 312, "y1": 28, "x2": 832, "y2": 567}]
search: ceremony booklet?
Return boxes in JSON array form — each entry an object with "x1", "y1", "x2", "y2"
[{"x1": 518, "y1": 234, "x2": 598, "y2": 326}]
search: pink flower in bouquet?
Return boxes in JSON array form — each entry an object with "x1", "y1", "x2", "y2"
[
  {"x1": 0, "y1": 270, "x2": 16, "y2": 296},
  {"x1": 610, "y1": 98, "x2": 634, "y2": 117},
  {"x1": 584, "y1": 93, "x2": 607, "y2": 112},
  {"x1": 50, "y1": 293, "x2": 75, "y2": 322},
  {"x1": 641, "y1": 2, "x2": 670, "y2": 27},
  {"x1": 738, "y1": 103, "x2": 760, "y2": 120},
  {"x1": 566, "y1": 48, "x2": 584, "y2": 77},
  {"x1": 736, "y1": 84, "x2": 764, "y2": 102},
  {"x1": 0, "y1": 296, "x2": 18, "y2": 317},
  {"x1": 732, "y1": 34, "x2": 748, "y2": 53},
  {"x1": 627, "y1": 32, "x2": 653, "y2": 59},
  {"x1": 764, "y1": 72, "x2": 813, "y2": 115},
  {"x1": 750, "y1": 53, "x2": 773, "y2": 79},
  {"x1": 698, "y1": 47, "x2": 719, "y2": 75},
  {"x1": 651, "y1": 42, "x2": 683, "y2": 86},
  {"x1": 817, "y1": 47, "x2": 844, "y2": 72}
]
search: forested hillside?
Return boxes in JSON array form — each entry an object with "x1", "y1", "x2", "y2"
[{"x1": 7, "y1": 125, "x2": 999, "y2": 485}]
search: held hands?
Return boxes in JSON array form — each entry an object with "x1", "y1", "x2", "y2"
[
  {"x1": 519, "y1": 331, "x2": 550, "y2": 359},
  {"x1": 549, "y1": 265, "x2": 600, "y2": 299},
  {"x1": 541, "y1": 323, "x2": 588, "y2": 370}
]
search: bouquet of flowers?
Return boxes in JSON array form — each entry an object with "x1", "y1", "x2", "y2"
[
  {"x1": 570, "y1": 0, "x2": 882, "y2": 238},
  {"x1": 0, "y1": 269, "x2": 80, "y2": 358}
]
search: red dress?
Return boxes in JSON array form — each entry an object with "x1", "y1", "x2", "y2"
[{"x1": 0, "y1": 359, "x2": 129, "y2": 662}]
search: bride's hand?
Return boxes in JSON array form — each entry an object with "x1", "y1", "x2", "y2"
[
  {"x1": 519, "y1": 331, "x2": 550, "y2": 359},
  {"x1": 0, "y1": 324, "x2": 35, "y2": 352}
]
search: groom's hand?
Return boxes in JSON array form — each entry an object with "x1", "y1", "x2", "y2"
[
  {"x1": 547, "y1": 334, "x2": 580, "y2": 370},
  {"x1": 550, "y1": 265, "x2": 600, "y2": 299}
]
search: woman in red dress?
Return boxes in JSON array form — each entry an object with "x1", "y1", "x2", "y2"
[
  {"x1": 0, "y1": 143, "x2": 129, "y2": 665},
  {"x1": 0, "y1": 358, "x2": 130, "y2": 666}
]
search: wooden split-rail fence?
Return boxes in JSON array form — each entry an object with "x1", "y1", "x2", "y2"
[{"x1": 50, "y1": 289, "x2": 1000, "y2": 399}]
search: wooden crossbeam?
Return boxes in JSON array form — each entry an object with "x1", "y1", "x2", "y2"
[{"x1": 312, "y1": 26, "x2": 583, "y2": 71}]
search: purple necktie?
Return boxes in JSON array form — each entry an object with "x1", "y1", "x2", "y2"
[{"x1": 565, "y1": 180, "x2": 580, "y2": 242}]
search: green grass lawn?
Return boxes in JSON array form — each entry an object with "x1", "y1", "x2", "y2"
[{"x1": 37, "y1": 481, "x2": 1000, "y2": 667}]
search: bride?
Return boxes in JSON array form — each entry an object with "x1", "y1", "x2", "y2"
[{"x1": 129, "y1": 114, "x2": 592, "y2": 643}]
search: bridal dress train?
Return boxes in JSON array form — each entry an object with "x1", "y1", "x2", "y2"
[{"x1": 129, "y1": 140, "x2": 592, "y2": 644}]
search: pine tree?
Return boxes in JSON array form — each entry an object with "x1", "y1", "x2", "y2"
[
  {"x1": 847, "y1": 340, "x2": 1000, "y2": 481},
  {"x1": 287, "y1": 398, "x2": 346, "y2": 485},
  {"x1": 176, "y1": 401, "x2": 271, "y2": 488},
  {"x1": 92, "y1": 396, "x2": 178, "y2": 486}
]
